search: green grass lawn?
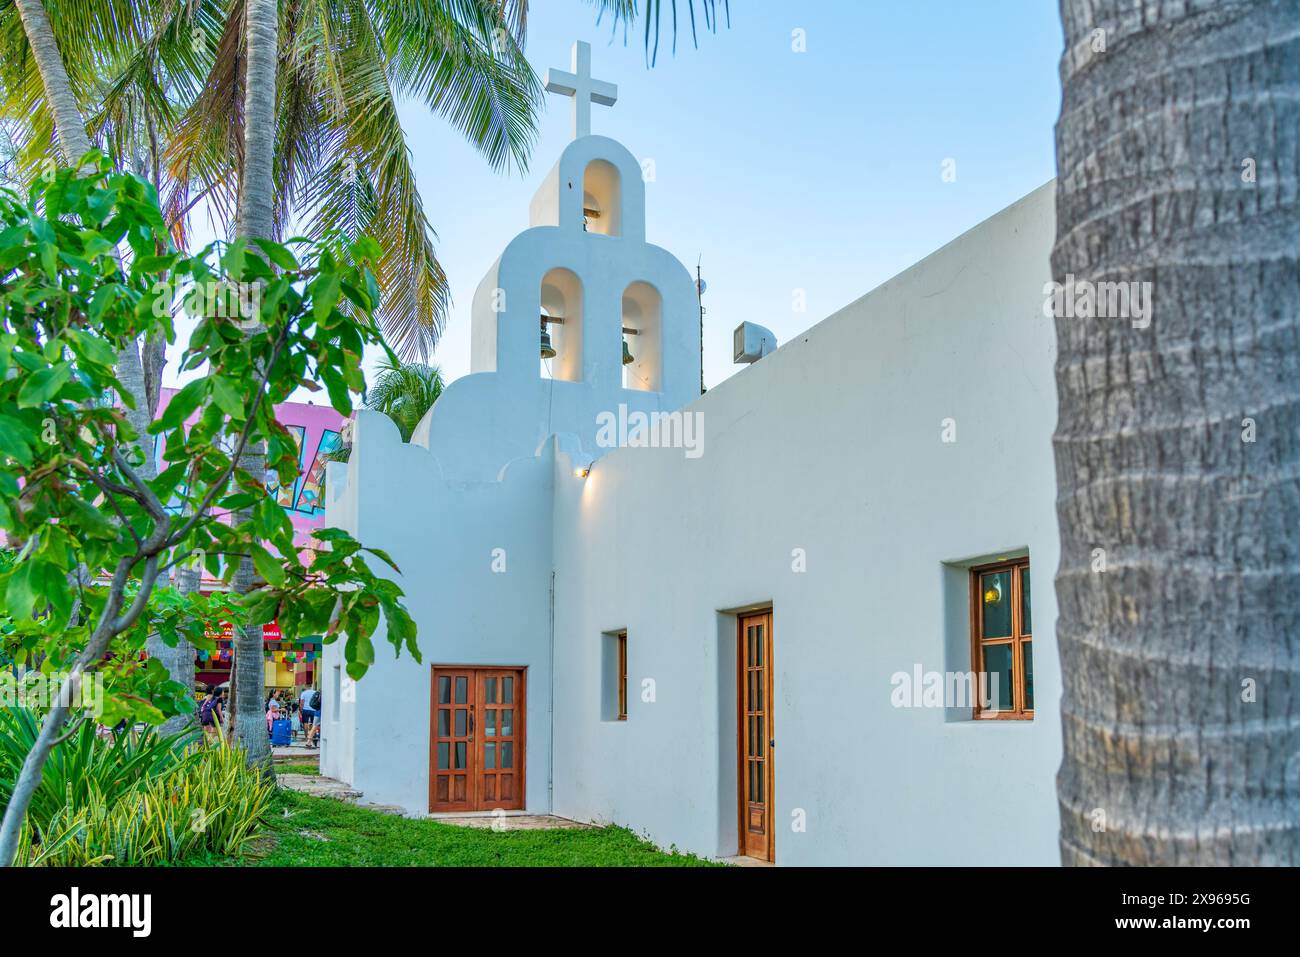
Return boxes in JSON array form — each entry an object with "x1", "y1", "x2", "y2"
[
  {"x1": 274, "y1": 762, "x2": 321, "y2": 775},
  {"x1": 191, "y1": 790, "x2": 721, "y2": 867}
]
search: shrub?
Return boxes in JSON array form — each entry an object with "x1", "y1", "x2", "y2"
[
  {"x1": 0, "y1": 707, "x2": 196, "y2": 827},
  {"x1": 4, "y1": 722, "x2": 273, "y2": 866}
]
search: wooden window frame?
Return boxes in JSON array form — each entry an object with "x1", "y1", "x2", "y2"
[
  {"x1": 616, "y1": 631, "x2": 627, "y2": 721},
  {"x1": 969, "y1": 558, "x2": 1033, "y2": 720}
]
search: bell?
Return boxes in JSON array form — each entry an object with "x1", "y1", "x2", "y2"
[
  {"x1": 622, "y1": 337, "x2": 634, "y2": 365},
  {"x1": 540, "y1": 321, "x2": 556, "y2": 359}
]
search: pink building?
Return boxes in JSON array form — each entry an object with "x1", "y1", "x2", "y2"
[
  {"x1": 154, "y1": 387, "x2": 349, "y2": 548},
  {"x1": 153, "y1": 388, "x2": 348, "y2": 691}
]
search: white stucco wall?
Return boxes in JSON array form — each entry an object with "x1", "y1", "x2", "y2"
[
  {"x1": 549, "y1": 182, "x2": 1061, "y2": 865},
  {"x1": 320, "y1": 411, "x2": 557, "y2": 814}
]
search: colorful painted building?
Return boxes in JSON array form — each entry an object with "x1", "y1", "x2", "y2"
[{"x1": 154, "y1": 387, "x2": 349, "y2": 691}]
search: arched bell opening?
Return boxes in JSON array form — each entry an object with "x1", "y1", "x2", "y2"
[
  {"x1": 582, "y1": 160, "x2": 621, "y2": 237},
  {"x1": 540, "y1": 268, "x2": 583, "y2": 382},
  {"x1": 621, "y1": 281, "x2": 662, "y2": 392}
]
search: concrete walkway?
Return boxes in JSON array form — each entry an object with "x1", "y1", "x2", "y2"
[
  {"x1": 428, "y1": 814, "x2": 591, "y2": 830},
  {"x1": 275, "y1": 773, "x2": 588, "y2": 829},
  {"x1": 272, "y1": 744, "x2": 319, "y2": 761}
]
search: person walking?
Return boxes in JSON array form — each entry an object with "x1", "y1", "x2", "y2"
[
  {"x1": 299, "y1": 685, "x2": 321, "y2": 748},
  {"x1": 199, "y1": 689, "x2": 223, "y2": 741}
]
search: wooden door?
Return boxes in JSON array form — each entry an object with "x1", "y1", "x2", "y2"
[
  {"x1": 475, "y1": 670, "x2": 525, "y2": 810},
  {"x1": 431, "y1": 668, "x2": 476, "y2": 812},
  {"x1": 738, "y1": 611, "x2": 774, "y2": 861},
  {"x1": 430, "y1": 667, "x2": 526, "y2": 813}
]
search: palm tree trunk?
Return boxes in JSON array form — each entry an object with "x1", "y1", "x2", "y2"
[
  {"x1": 1053, "y1": 0, "x2": 1300, "y2": 865},
  {"x1": 11, "y1": 0, "x2": 91, "y2": 165},
  {"x1": 230, "y1": 441, "x2": 272, "y2": 776},
  {"x1": 235, "y1": 0, "x2": 278, "y2": 244},
  {"x1": 157, "y1": 563, "x2": 199, "y2": 737},
  {"x1": 227, "y1": 0, "x2": 279, "y2": 775}
]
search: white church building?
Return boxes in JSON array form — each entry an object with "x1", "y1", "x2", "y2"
[{"x1": 320, "y1": 43, "x2": 1062, "y2": 866}]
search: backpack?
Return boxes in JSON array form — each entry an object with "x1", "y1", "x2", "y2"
[
  {"x1": 200, "y1": 698, "x2": 216, "y2": 720},
  {"x1": 310, "y1": 690, "x2": 321, "y2": 711}
]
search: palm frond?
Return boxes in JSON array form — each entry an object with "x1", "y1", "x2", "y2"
[
  {"x1": 162, "y1": 0, "x2": 248, "y2": 243},
  {"x1": 363, "y1": 356, "x2": 444, "y2": 441},
  {"x1": 89, "y1": 0, "x2": 227, "y2": 194},
  {"x1": 371, "y1": 0, "x2": 541, "y2": 174},
  {"x1": 0, "y1": 0, "x2": 190, "y2": 184},
  {"x1": 586, "y1": 0, "x2": 728, "y2": 66},
  {"x1": 299, "y1": 0, "x2": 456, "y2": 360}
]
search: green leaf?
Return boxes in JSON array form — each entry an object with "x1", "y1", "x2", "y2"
[
  {"x1": 65, "y1": 496, "x2": 117, "y2": 540},
  {"x1": 154, "y1": 377, "x2": 206, "y2": 431},
  {"x1": 17, "y1": 362, "x2": 72, "y2": 408},
  {"x1": 364, "y1": 546, "x2": 401, "y2": 573},
  {"x1": 217, "y1": 492, "x2": 259, "y2": 510},
  {"x1": 133, "y1": 253, "x2": 179, "y2": 273},
  {"x1": 5, "y1": 561, "x2": 37, "y2": 619},
  {"x1": 320, "y1": 368, "x2": 353, "y2": 416},
  {"x1": 243, "y1": 591, "x2": 281, "y2": 626},
  {"x1": 252, "y1": 547, "x2": 286, "y2": 588},
  {"x1": 29, "y1": 216, "x2": 54, "y2": 244},
  {"x1": 88, "y1": 284, "x2": 120, "y2": 324},
  {"x1": 222, "y1": 242, "x2": 246, "y2": 282},
  {"x1": 0, "y1": 417, "x2": 35, "y2": 466},
  {"x1": 210, "y1": 376, "x2": 244, "y2": 419},
  {"x1": 38, "y1": 242, "x2": 57, "y2": 279},
  {"x1": 344, "y1": 632, "x2": 375, "y2": 680},
  {"x1": 254, "y1": 240, "x2": 299, "y2": 272},
  {"x1": 68, "y1": 329, "x2": 118, "y2": 368},
  {"x1": 313, "y1": 274, "x2": 341, "y2": 323},
  {"x1": 385, "y1": 604, "x2": 419, "y2": 662}
]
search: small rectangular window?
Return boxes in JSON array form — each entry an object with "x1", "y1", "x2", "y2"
[
  {"x1": 971, "y1": 558, "x2": 1033, "y2": 719},
  {"x1": 601, "y1": 630, "x2": 628, "y2": 722},
  {"x1": 331, "y1": 664, "x2": 341, "y2": 721},
  {"x1": 617, "y1": 632, "x2": 628, "y2": 721}
]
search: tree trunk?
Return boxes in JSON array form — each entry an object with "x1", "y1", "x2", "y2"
[
  {"x1": 157, "y1": 563, "x2": 199, "y2": 737},
  {"x1": 227, "y1": 0, "x2": 279, "y2": 775},
  {"x1": 235, "y1": 0, "x2": 278, "y2": 244},
  {"x1": 231, "y1": 469, "x2": 272, "y2": 776},
  {"x1": 1053, "y1": 0, "x2": 1300, "y2": 865},
  {"x1": 11, "y1": 0, "x2": 91, "y2": 165},
  {"x1": 113, "y1": 253, "x2": 192, "y2": 727}
]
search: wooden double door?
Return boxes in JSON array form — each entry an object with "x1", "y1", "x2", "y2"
[
  {"x1": 429, "y1": 667, "x2": 526, "y2": 813},
  {"x1": 739, "y1": 611, "x2": 774, "y2": 861}
]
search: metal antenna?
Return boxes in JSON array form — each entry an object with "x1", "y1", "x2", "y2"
[{"x1": 697, "y1": 257, "x2": 707, "y2": 395}]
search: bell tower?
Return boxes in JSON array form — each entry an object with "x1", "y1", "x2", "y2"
[{"x1": 462, "y1": 40, "x2": 700, "y2": 461}]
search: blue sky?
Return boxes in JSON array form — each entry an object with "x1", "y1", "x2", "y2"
[
  {"x1": 168, "y1": 1, "x2": 1065, "y2": 393},
  {"x1": 409, "y1": 0, "x2": 1064, "y2": 390}
]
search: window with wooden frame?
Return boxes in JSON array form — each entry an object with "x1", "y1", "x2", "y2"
[
  {"x1": 970, "y1": 558, "x2": 1033, "y2": 719},
  {"x1": 616, "y1": 631, "x2": 628, "y2": 721}
]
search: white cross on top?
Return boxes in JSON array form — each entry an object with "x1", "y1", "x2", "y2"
[{"x1": 545, "y1": 41, "x2": 618, "y2": 140}]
